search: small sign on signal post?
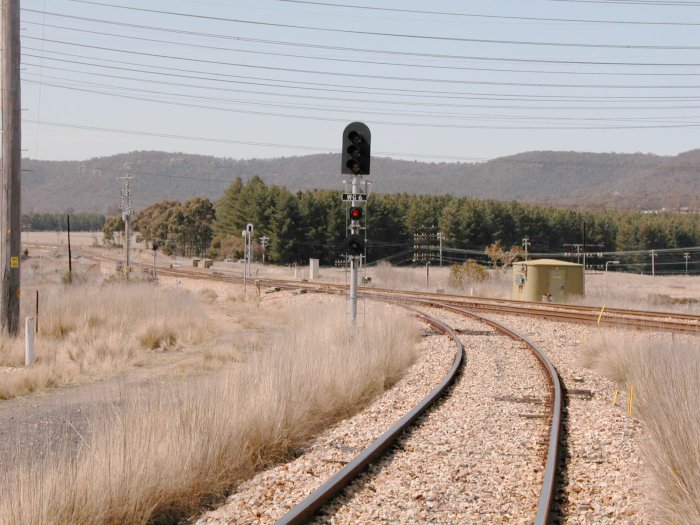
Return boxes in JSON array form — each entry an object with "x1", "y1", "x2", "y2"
[{"x1": 342, "y1": 193, "x2": 368, "y2": 202}]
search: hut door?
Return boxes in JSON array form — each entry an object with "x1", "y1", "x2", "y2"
[{"x1": 550, "y1": 269, "x2": 565, "y2": 302}]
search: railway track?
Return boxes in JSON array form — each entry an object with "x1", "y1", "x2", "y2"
[
  {"x1": 81, "y1": 250, "x2": 667, "y2": 522},
  {"x1": 78, "y1": 251, "x2": 661, "y2": 522},
  {"x1": 271, "y1": 304, "x2": 563, "y2": 525},
  {"x1": 148, "y1": 263, "x2": 700, "y2": 334}
]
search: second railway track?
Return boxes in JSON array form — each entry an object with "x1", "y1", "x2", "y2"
[
  {"x1": 147, "y1": 263, "x2": 700, "y2": 334},
  {"x1": 82, "y1": 249, "x2": 699, "y2": 333}
]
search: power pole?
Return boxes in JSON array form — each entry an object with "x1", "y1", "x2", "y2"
[
  {"x1": 245, "y1": 223, "x2": 253, "y2": 276},
  {"x1": 119, "y1": 174, "x2": 133, "y2": 276},
  {"x1": 437, "y1": 231, "x2": 443, "y2": 267},
  {"x1": 66, "y1": 214, "x2": 72, "y2": 283},
  {"x1": 563, "y1": 243, "x2": 583, "y2": 264},
  {"x1": 1, "y1": 0, "x2": 22, "y2": 335},
  {"x1": 582, "y1": 221, "x2": 587, "y2": 271},
  {"x1": 522, "y1": 237, "x2": 531, "y2": 260},
  {"x1": 259, "y1": 235, "x2": 269, "y2": 265},
  {"x1": 649, "y1": 249, "x2": 657, "y2": 277},
  {"x1": 684, "y1": 252, "x2": 690, "y2": 276}
]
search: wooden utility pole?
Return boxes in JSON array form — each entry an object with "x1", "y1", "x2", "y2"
[
  {"x1": 119, "y1": 173, "x2": 132, "y2": 277},
  {"x1": 1, "y1": 0, "x2": 22, "y2": 335},
  {"x1": 67, "y1": 214, "x2": 72, "y2": 283}
]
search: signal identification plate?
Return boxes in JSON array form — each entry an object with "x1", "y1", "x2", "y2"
[{"x1": 342, "y1": 193, "x2": 368, "y2": 201}]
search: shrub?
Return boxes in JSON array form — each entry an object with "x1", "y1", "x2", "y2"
[{"x1": 448, "y1": 260, "x2": 489, "y2": 289}]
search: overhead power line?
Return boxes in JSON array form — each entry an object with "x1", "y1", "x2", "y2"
[
  {"x1": 22, "y1": 21, "x2": 700, "y2": 78},
  {"x1": 21, "y1": 119, "x2": 700, "y2": 170},
  {"x1": 277, "y1": 0, "x2": 700, "y2": 25},
  {"x1": 547, "y1": 0, "x2": 700, "y2": 6},
  {"x1": 22, "y1": 9, "x2": 700, "y2": 67},
  {"x1": 21, "y1": 49, "x2": 700, "y2": 103},
  {"x1": 64, "y1": 0, "x2": 700, "y2": 50},
  {"x1": 22, "y1": 76, "x2": 700, "y2": 126},
  {"x1": 21, "y1": 50, "x2": 700, "y2": 108},
  {"x1": 22, "y1": 62, "x2": 700, "y2": 111},
  {"x1": 22, "y1": 81, "x2": 700, "y2": 129},
  {"x1": 21, "y1": 119, "x2": 493, "y2": 161},
  {"x1": 21, "y1": 36, "x2": 700, "y2": 90}
]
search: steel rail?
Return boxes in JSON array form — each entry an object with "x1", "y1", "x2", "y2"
[
  {"x1": 181, "y1": 266, "x2": 699, "y2": 322},
  {"x1": 436, "y1": 303, "x2": 562, "y2": 525},
  {"x1": 87, "y1": 252, "x2": 699, "y2": 332},
  {"x1": 273, "y1": 310, "x2": 465, "y2": 525},
  {"x1": 86, "y1": 253, "x2": 566, "y2": 521},
  {"x1": 153, "y1": 265, "x2": 700, "y2": 332}
]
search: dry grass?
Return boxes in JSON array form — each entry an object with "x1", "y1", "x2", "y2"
[
  {"x1": 0, "y1": 301, "x2": 418, "y2": 525},
  {"x1": 369, "y1": 261, "x2": 512, "y2": 297},
  {"x1": 580, "y1": 332, "x2": 700, "y2": 524},
  {"x1": 0, "y1": 283, "x2": 211, "y2": 399}
]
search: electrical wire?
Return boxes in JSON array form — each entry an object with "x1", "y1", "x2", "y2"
[
  {"x1": 21, "y1": 84, "x2": 700, "y2": 129},
  {"x1": 21, "y1": 119, "x2": 495, "y2": 161},
  {"x1": 20, "y1": 119, "x2": 700, "y2": 171},
  {"x1": 21, "y1": 36, "x2": 700, "y2": 90},
  {"x1": 23, "y1": 49, "x2": 700, "y2": 102},
  {"x1": 21, "y1": 21, "x2": 700, "y2": 78},
  {"x1": 277, "y1": 0, "x2": 700, "y2": 25},
  {"x1": 22, "y1": 76, "x2": 700, "y2": 126},
  {"x1": 22, "y1": 8, "x2": 700, "y2": 67},
  {"x1": 64, "y1": 0, "x2": 700, "y2": 50},
  {"x1": 547, "y1": 0, "x2": 700, "y2": 6},
  {"x1": 23, "y1": 62, "x2": 700, "y2": 111}
]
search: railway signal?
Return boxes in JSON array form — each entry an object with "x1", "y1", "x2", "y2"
[
  {"x1": 341, "y1": 122, "x2": 371, "y2": 325},
  {"x1": 345, "y1": 234, "x2": 365, "y2": 256},
  {"x1": 349, "y1": 207, "x2": 363, "y2": 221},
  {"x1": 341, "y1": 122, "x2": 371, "y2": 175}
]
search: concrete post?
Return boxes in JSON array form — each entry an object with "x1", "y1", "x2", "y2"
[{"x1": 25, "y1": 317, "x2": 35, "y2": 366}]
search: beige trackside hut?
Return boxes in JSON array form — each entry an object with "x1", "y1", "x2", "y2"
[{"x1": 512, "y1": 259, "x2": 584, "y2": 302}]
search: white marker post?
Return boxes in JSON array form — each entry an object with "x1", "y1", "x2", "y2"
[{"x1": 25, "y1": 317, "x2": 35, "y2": 366}]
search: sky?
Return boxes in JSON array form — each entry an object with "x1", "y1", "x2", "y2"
[{"x1": 17, "y1": 0, "x2": 700, "y2": 162}]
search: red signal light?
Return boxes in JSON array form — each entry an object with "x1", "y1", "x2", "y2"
[{"x1": 349, "y1": 207, "x2": 362, "y2": 220}]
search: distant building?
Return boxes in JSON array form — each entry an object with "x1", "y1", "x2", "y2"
[{"x1": 512, "y1": 259, "x2": 584, "y2": 303}]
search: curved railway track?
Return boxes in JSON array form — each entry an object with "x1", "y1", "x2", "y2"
[
  {"x1": 273, "y1": 304, "x2": 563, "y2": 525},
  {"x1": 79, "y1": 251, "x2": 682, "y2": 523},
  {"x1": 148, "y1": 263, "x2": 700, "y2": 334}
]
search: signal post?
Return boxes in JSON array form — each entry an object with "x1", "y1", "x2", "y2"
[{"x1": 341, "y1": 122, "x2": 371, "y2": 325}]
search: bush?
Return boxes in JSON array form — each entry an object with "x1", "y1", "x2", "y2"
[{"x1": 448, "y1": 260, "x2": 489, "y2": 289}]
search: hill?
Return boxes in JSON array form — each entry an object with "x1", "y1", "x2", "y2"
[{"x1": 21, "y1": 149, "x2": 700, "y2": 214}]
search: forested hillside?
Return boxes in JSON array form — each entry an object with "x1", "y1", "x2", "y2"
[{"x1": 22, "y1": 149, "x2": 700, "y2": 214}]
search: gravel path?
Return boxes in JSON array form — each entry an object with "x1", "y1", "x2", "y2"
[{"x1": 197, "y1": 308, "x2": 555, "y2": 524}]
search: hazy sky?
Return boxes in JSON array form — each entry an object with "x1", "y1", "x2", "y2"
[{"x1": 19, "y1": 0, "x2": 700, "y2": 162}]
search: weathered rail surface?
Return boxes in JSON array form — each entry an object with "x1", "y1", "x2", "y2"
[{"x1": 274, "y1": 309, "x2": 464, "y2": 525}]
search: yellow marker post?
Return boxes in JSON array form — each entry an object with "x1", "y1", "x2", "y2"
[
  {"x1": 597, "y1": 305, "x2": 606, "y2": 325},
  {"x1": 627, "y1": 385, "x2": 634, "y2": 417},
  {"x1": 611, "y1": 388, "x2": 619, "y2": 406}
]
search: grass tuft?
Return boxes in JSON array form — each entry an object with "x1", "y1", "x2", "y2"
[{"x1": 581, "y1": 331, "x2": 700, "y2": 524}]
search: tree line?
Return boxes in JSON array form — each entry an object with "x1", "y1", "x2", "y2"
[
  {"x1": 22, "y1": 212, "x2": 106, "y2": 231},
  {"x1": 123, "y1": 176, "x2": 700, "y2": 271}
]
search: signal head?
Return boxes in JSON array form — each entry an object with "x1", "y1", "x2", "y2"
[
  {"x1": 341, "y1": 122, "x2": 371, "y2": 175},
  {"x1": 345, "y1": 234, "x2": 365, "y2": 256},
  {"x1": 349, "y1": 206, "x2": 363, "y2": 221}
]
